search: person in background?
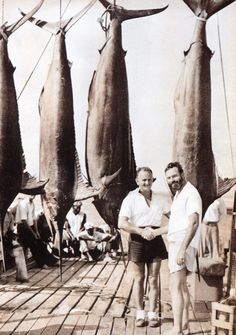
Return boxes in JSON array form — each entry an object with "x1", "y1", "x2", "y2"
[
  {"x1": 154, "y1": 162, "x2": 202, "y2": 335},
  {"x1": 118, "y1": 167, "x2": 169, "y2": 328},
  {"x1": 15, "y1": 195, "x2": 58, "y2": 269},
  {"x1": 199, "y1": 197, "x2": 226, "y2": 260},
  {"x1": 36, "y1": 210, "x2": 52, "y2": 244},
  {"x1": 66, "y1": 201, "x2": 86, "y2": 237},
  {"x1": 78, "y1": 222, "x2": 115, "y2": 262}
]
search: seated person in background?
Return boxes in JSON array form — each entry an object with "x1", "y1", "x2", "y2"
[
  {"x1": 78, "y1": 222, "x2": 115, "y2": 262},
  {"x1": 61, "y1": 220, "x2": 77, "y2": 257},
  {"x1": 64, "y1": 201, "x2": 87, "y2": 256}
]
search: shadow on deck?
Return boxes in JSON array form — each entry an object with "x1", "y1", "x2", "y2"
[{"x1": 0, "y1": 257, "x2": 211, "y2": 334}]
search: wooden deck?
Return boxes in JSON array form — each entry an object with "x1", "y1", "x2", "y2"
[{"x1": 0, "y1": 257, "x2": 212, "y2": 335}]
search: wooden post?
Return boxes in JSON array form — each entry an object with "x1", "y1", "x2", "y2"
[
  {"x1": 226, "y1": 190, "x2": 236, "y2": 296},
  {"x1": 0, "y1": 221, "x2": 6, "y2": 272}
]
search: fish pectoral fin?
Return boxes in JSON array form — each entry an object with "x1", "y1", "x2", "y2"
[
  {"x1": 20, "y1": 171, "x2": 48, "y2": 195},
  {"x1": 101, "y1": 168, "x2": 122, "y2": 187}
]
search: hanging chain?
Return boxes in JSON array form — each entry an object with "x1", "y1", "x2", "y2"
[
  {"x1": 59, "y1": 0, "x2": 62, "y2": 29},
  {"x1": 1, "y1": 0, "x2": 4, "y2": 25}
]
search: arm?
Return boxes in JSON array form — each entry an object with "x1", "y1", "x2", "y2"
[
  {"x1": 78, "y1": 231, "x2": 95, "y2": 241},
  {"x1": 177, "y1": 212, "x2": 199, "y2": 265}
]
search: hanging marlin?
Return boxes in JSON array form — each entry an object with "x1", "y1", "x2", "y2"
[
  {"x1": 85, "y1": 0, "x2": 168, "y2": 231},
  {"x1": 20, "y1": 1, "x2": 98, "y2": 275},
  {"x1": 173, "y1": 0, "x2": 236, "y2": 214},
  {"x1": 0, "y1": 0, "x2": 45, "y2": 271}
]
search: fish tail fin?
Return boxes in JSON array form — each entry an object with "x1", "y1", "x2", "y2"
[
  {"x1": 4, "y1": 0, "x2": 44, "y2": 37},
  {"x1": 99, "y1": 0, "x2": 168, "y2": 22},
  {"x1": 19, "y1": 0, "x2": 97, "y2": 34},
  {"x1": 183, "y1": 0, "x2": 235, "y2": 19}
]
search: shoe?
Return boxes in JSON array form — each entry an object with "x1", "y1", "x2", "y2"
[
  {"x1": 135, "y1": 318, "x2": 145, "y2": 327},
  {"x1": 148, "y1": 318, "x2": 160, "y2": 327}
]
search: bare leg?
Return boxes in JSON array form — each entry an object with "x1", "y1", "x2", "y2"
[
  {"x1": 147, "y1": 259, "x2": 161, "y2": 312},
  {"x1": 182, "y1": 273, "x2": 190, "y2": 334},
  {"x1": 163, "y1": 268, "x2": 187, "y2": 335},
  {"x1": 211, "y1": 224, "x2": 221, "y2": 259},
  {"x1": 131, "y1": 261, "x2": 145, "y2": 311},
  {"x1": 199, "y1": 223, "x2": 207, "y2": 257}
]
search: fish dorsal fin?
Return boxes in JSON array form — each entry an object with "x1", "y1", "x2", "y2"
[
  {"x1": 183, "y1": 0, "x2": 235, "y2": 19},
  {"x1": 5, "y1": 0, "x2": 44, "y2": 36},
  {"x1": 19, "y1": 0, "x2": 97, "y2": 35},
  {"x1": 99, "y1": 0, "x2": 168, "y2": 22}
]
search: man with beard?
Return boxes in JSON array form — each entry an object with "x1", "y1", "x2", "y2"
[
  {"x1": 154, "y1": 162, "x2": 202, "y2": 335},
  {"x1": 118, "y1": 167, "x2": 169, "y2": 328}
]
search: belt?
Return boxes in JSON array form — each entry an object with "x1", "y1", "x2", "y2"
[{"x1": 138, "y1": 226, "x2": 160, "y2": 229}]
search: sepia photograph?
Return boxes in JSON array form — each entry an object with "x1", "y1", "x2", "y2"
[{"x1": 0, "y1": 0, "x2": 236, "y2": 334}]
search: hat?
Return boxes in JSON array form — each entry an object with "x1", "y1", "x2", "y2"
[
  {"x1": 84, "y1": 222, "x2": 93, "y2": 230},
  {"x1": 73, "y1": 201, "x2": 82, "y2": 207}
]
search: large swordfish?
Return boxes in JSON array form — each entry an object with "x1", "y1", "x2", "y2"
[
  {"x1": 86, "y1": 0, "x2": 168, "y2": 231},
  {"x1": 0, "y1": 0, "x2": 45, "y2": 271},
  {"x1": 21, "y1": 2, "x2": 97, "y2": 271},
  {"x1": 173, "y1": 0, "x2": 236, "y2": 214}
]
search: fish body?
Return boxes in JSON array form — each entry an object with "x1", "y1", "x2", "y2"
[
  {"x1": 86, "y1": 0, "x2": 168, "y2": 229},
  {"x1": 39, "y1": 30, "x2": 77, "y2": 233},
  {"x1": 174, "y1": 0, "x2": 236, "y2": 213}
]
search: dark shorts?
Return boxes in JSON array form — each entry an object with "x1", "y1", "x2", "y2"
[{"x1": 128, "y1": 228, "x2": 168, "y2": 263}]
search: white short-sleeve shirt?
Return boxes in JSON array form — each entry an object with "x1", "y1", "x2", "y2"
[
  {"x1": 167, "y1": 182, "x2": 202, "y2": 249},
  {"x1": 15, "y1": 198, "x2": 36, "y2": 227},
  {"x1": 66, "y1": 210, "x2": 85, "y2": 238},
  {"x1": 119, "y1": 188, "x2": 170, "y2": 228},
  {"x1": 203, "y1": 198, "x2": 226, "y2": 223}
]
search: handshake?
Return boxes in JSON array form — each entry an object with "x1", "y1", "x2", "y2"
[{"x1": 140, "y1": 227, "x2": 159, "y2": 241}]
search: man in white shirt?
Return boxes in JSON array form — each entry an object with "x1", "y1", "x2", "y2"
[
  {"x1": 66, "y1": 201, "x2": 86, "y2": 239},
  {"x1": 15, "y1": 196, "x2": 58, "y2": 269},
  {"x1": 200, "y1": 197, "x2": 226, "y2": 259},
  {"x1": 155, "y1": 162, "x2": 202, "y2": 335},
  {"x1": 118, "y1": 167, "x2": 169, "y2": 328}
]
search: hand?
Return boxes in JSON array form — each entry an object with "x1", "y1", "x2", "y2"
[
  {"x1": 176, "y1": 248, "x2": 186, "y2": 265},
  {"x1": 141, "y1": 227, "x2": 156, "y2": 241}
]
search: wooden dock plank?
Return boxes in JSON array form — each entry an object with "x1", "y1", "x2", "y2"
[
  {"x1": 107, "y1": 262, "x2": 134, "y2": 317},
  {"x1": 72, "y1": 315, "x2": 88, "y2": 335},
  {"x1": 11, "y1": 311, "x2": 42, "y2": 335},
  {"x1": 111, "y1": 318, "x2": 126, "y2": 335},
  {"x1": 24, "y1": 311, "x2": 52, "y2": 335},
  {"x1": 70, "y1": 263, "x2": 110, "y2": 315},
  {"x1": 96, "y1": 315, "x2": 113, "y2": 335},
  {"x1": 92, "y1": 263, "x2": 125, "y2": 316},
  {"x1": 0, "y1": 258, "x2": 216, "y2": 335},
  {"x1": 125, "y1": 316, "x2": 135, "y2": 335},
  {"x1": 56, "y1": 314, "x2": 81, "y2": 335},
  {"x1": 0, "y1": 311, "x2": 14, "y2": 331},
  {"x1": 0, "y1": 310, "x2": 28, "y2": 334},
  {"x1": 40, "y1": 314, "x2": 67, "y2": 335},
  {"x1": 0, "y1": 291, "x2": 21, "y2": 306},
  {"x1": 80, "y1": 315, "x2": 100, "y2": 335}
]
